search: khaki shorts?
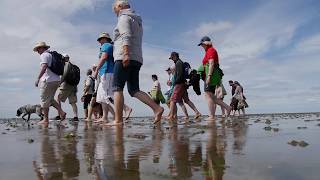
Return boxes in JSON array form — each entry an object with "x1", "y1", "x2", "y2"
[
  {"x1": 58, "y1": 85, "x2": 77, "y2": 104},
  {"x1": 40, "y1": 81, "x2": 60, "y2": 108}
]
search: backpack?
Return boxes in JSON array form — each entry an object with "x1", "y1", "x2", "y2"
[
  {"x1": 49, "y1": 51, "x2": 65, "y2": 75},
  {"x1": 183, "y1": 62, "x2": 191, "y2": 79},
  {"x1": 65, "y1": 62, "x2": 81, "y2": 86},
  {"x1": 89, "y1": 76, "x2": 95, "y2": 92}
]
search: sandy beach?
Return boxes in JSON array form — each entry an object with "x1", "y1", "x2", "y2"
[{"x1": 0, "y1": 113, "x2": 320, "y2": 180}]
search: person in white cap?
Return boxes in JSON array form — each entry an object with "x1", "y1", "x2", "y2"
[
  {"x1": 55, "y1": 54, "x2": 79, "y2": 121},
  {"x1": 33, "y1": 42, "x2": 66, "y2": 126},
  {"x1": 198, "y1": 36, "x2": 231, "y2": 120},
  {"x1": 112, "y1": 0, "x2": 164, "y2": 126}
]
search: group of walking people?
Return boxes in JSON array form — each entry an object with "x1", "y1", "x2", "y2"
[{"x1": 32, "y1": 0, "x2": 248, "y2": 127}]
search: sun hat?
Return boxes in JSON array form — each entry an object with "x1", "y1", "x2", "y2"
[
  {"x1": 197, "y1": 36, "x2": 212, "y2": 46},
  {"x1": 169, "y1": 52, "x2": 179, "y2": 59},
  {"x1": 97, "y1": 32, "x2": 112, "y2": 42},
  {"x1": 33, "y1": 42, "x2": 50, "y2": 52}
]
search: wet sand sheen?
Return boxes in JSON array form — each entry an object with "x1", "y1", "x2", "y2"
[{"x1": 0, "y1": 113, "x2": 320, "y2": 180}]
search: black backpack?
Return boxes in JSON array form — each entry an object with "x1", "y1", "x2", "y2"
[
  {"x1": 65, "y1": 63, "x2": 81, "y2": 86},
  {"x1": 89, "y1": 76, "x2": 95, "y2": 92},
  {"x1": 49, "y1": 51, "x2": 64, "y2": 75},
  {"x1": 183, "y1": 62, "x2": 191, "y2": 79}
]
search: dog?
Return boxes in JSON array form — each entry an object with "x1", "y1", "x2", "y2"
[{"x1": 16, "y1": 104, "x2": 44, "y2": 124}]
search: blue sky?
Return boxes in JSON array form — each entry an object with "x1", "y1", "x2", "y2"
[{"x1": 0, "y1": 0, "x2": 320, "y2": 118}]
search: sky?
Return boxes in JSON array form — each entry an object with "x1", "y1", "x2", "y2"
[{"x1": 0, "y1": 0, "x2": 320, "y2": 118}]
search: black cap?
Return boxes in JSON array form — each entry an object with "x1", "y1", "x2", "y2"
[
  {"x1": 198, "y1": 36, "x2": 211, "y2": 46},
  {"x1": 169, "y1": 52, "x2": 179, "y2": 59}
]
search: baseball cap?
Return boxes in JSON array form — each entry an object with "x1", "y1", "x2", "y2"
[
  {"x1": 169, "y1": 52, "x2": 179, "y2": 59},
  {"x1": 197, "y1": 36, "x2": 211, "y2": 46}
]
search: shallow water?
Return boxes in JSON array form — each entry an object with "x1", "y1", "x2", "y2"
[{"x1": 1, "y1": 113, "x2": 320, "y2": 180}]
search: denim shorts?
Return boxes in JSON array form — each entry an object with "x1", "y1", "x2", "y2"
[{"x1": 113, "y1": 60, "x2": 141, "y2": 96}]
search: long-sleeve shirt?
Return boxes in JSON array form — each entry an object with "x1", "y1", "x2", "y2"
[{"x1": 174, "y1": 59, "x2": 185, "y2": 84}]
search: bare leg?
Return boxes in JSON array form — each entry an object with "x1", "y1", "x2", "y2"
[
  {"x1": 38, "y1": 107, "x2": 49, "y2": 125},
  {"x1": 123, "y1": 104, "x2": 132, "y2": 120},
  {"x1": 133, "y1": 91, "x2": 164, "y2": 124},
  {"x1": 213, "y1": 98, "x2": 231, "y2": 116},
  {"x1": 70, "y1": 103, "x2": 78, "y2": 118},
  {"x1": 85, "y1": 97, "x2": 95, "y2": 122},
  {"x1": 178, "y1": 102, "x2": 189, "y2": 120},
  {"x1": 84, "y1": 108, "x2": 88, "y2": 119},
  {"x1": 185, "y1": 100, "x2": 201, "y2": 116},
  {"x1": 95, "y1": 103, "x2": 109, "y2": 123},
  {"x1": 51, "y1": 100, "x2": 66, "y2": 120},
  {"x1": 221, "y1": 106, "x2": 226, "y2": 117},
  {"x1": 169, "y1": 101, "x2": 177, "y2": 121},
  {"x1": 241, "y1": 108, "x2": 246, "y2": 116},
  {"x1": 205, "y1": 92, "x2": 216, "y2": 120},
  {"x1": 111, "y1": 91, "x2": 124, "y2": 125}
]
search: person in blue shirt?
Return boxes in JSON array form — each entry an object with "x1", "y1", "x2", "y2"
[
  {"x1": 93, "y1": 32, "x2": 133, "y2": 124},
  {"x1": 93, "y1": 33, "x2": 116, "y2": 123}
]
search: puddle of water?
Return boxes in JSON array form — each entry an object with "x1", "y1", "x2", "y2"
[{"x1": 0, "y1": 113, "x2": 320, "y2": 180}]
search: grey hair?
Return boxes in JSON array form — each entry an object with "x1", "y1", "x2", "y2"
[{"x1": 113, "y1": 0, "x2": 130, "y2": 8}]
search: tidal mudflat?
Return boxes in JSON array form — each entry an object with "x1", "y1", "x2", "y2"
[{"x1": 1, "y1": 113, "x2": 320, "y2": 180}]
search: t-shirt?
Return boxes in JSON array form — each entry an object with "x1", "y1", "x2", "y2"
[
  {"x1": 39, "y1": 50, "x2": 60, "y2": 83},
  {"x1": 85, "y1": 76, "x2": 95, "y2": 95},
  {"x1": 202, "y1": 47, "x2": 219, "y2": 65},
  {"x1": 152, "y1": 80, "x2": 161, "y2": 91},
  {"x1": 99, "y1": 43, "x2": 115, "y2": 76}
]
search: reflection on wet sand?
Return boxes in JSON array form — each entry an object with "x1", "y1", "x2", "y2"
[{"x1": 12, "y1": 113, "x2": 316, "y2": 179}]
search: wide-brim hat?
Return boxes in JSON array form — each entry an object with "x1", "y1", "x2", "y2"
[
  {"x1": 33, "y1": 42, "x2": 50, "y2": 52},
  {"x1": 97, "y1": 32, "x2": 112, "y2": 42}
]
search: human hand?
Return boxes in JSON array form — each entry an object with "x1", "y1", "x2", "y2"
[
  {"x1": 35, "y1": 79, "x2": 39, "y2": 87},
  {"x1": 123, "y1": 55, "x2": 130, "y2": 67}
]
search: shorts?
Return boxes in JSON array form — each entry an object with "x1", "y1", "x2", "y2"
[
  {"x1": 96, "y1": 73, "x2": 114, "y2": 104},
  {"x1": 204, "y1": 84, "x2": 217, "y2": 93},
  {"x1": 39, "y1": 81, "x2": 60, "y2": 108},
  {"x1": 83, "y1": 94, "x2": 93, "y2": 109},
  {"x1": 170, "y1": 84, "x2": 190, "y2": 103},
  {"x1": 58, "y1": 86, "x2": 77, "y2": 104},
  {"x1": 113, "y1": 60, "x2": 141, "y2": 96}
]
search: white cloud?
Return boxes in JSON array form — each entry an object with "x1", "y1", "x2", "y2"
[
  {"x1": 294, "y1": 33, "x2": 320, "y2": 54},
  {"x1": 187, "y1": 21, "x2": 233, "y2": 38}
]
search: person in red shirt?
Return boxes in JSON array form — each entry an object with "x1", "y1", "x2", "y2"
[{"x1": 198, "y1": 36, "x2": 231, "y2": 120}]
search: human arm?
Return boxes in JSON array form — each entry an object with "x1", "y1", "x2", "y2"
[
  {"x1": 35, "y1": 63, "x2": 48, "y2": 87},
  {"x1": 118, "y1": 15, "x2": 132, "y2": 67},
  {"x1": 206, "y1": 59, "x2": 214, "y2": 85},
  {"x1": 93, "y1": 52, "x2": 108, "y2": 79},
  {"x1": 60, "y1": 62, "x2": 69, "y2": 83}
]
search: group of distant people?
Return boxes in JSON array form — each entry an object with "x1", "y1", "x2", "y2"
[{"x1": 32, "y1": 0, "x2": 248, "y2": 127}]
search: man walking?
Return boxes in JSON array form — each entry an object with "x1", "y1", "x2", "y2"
[
  {"x1": 168, "y1": 52, "x2": 201, "y2": 121},
  {"x1": 56, "y1": 54, "x2": 79, "y2": 121},
  {"x1": 111, "y1": 0, "x2": 164, "y2": 126},
  {"x1": 33, "y1": 42, "x2": 66, "y2": 126}
]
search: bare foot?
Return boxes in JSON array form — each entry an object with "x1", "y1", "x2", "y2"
[
  {"x1": 84, "y1": 118, "x2": 92, "y2": 122},
  {"x1": 195, "y1": 113, "x2": 202, "y2": 119},
  {"x1": 60, "y1": 112, "x2": 67, "y2": 121},
  {"x1": 38, "y1": 120, "x2": 49, "y2": 125},
  {"x1": 94, "y1": 118, "x2": 106, "y2": 124},
  {"x1": 226, "y1": 107, "x2": 232, "y2": 117},
  {"x1": 153, "y1": 107, "x2": 164, "y2": 124},
  {"x1": 182, "y1": 116, "x2": 190, "y2": 121},
  {"x1": 104, "y1": 121, "x2": 123, "y2": 127},
  {"x1": 124, "y1": 108, "x2": 133, "y2": 120},
  {"x1": 205, "y1": 116, "x2": 215, "y2": 121}
]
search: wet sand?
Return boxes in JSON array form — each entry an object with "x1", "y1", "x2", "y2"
[{"x1": 1, "y1": 113, "x2": 320, "y2": 180}]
